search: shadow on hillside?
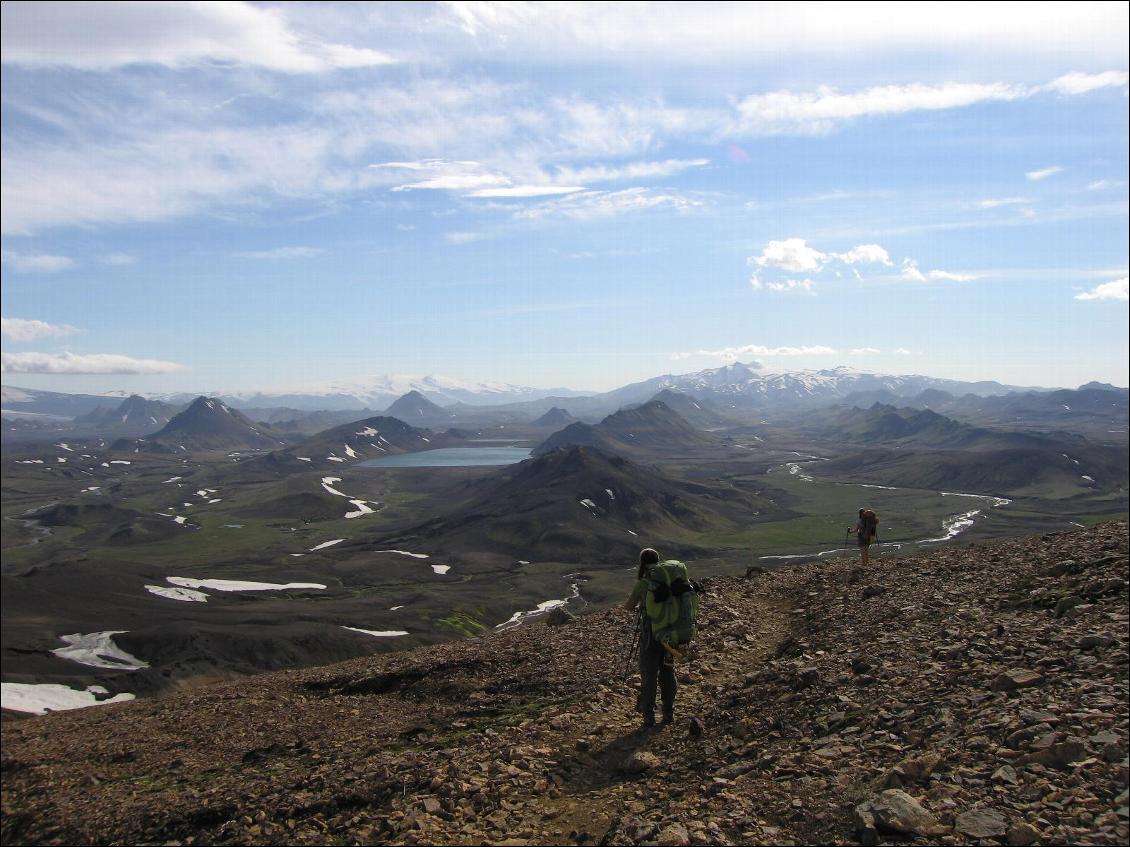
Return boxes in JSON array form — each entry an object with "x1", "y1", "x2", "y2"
[{"x1": 560, "y1": 727, "x2": 658, "y2": 793}]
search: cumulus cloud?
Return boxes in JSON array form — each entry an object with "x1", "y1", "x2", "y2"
[
  {"x1": 0, "y1": 351, "x2": 187, "y2": 374},
  {"x1": 673, "y1": 344, "x2": 837, "y2": 361},
  {"x1": 1, "y1": 317, "x2": 80, "y2": 342},
  {"x1": 1075, "y1": 277, "x2": 1129, "y2": 302},
  {"x1": 751, "y1": 238, "x2": 828, "y2": 272},
  {"x1": 0, "y1": 1, "x2": 393, "y2": 72},
  {"x1": 900, "y1": 259, "x2": 975, "y2": 282},
  {"x1": 0, "y1": 250, "x2": 75, "y2": 273},
  {"x1": 834, "y1": 244, "x2": 892, "y2": 265},
  {"x1": 1025, "y1": 166, "x2": 1063, "y2": 181},
  {"x1": 237, "y1": 246, "x2": 325, "y2": 260}
]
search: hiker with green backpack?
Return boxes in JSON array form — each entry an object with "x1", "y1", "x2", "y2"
[
  {"x1": 623, "y1": 548, "x2": 702, "y2": 730},
  {"x1": 849, "y1": 508, "x2": 880, "y2": 565}
]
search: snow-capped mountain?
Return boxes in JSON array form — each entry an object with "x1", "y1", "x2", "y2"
[{"x1": 589, "y1": 363, "x2": 1039, "y2": 413}]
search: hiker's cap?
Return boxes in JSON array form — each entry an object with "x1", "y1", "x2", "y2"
[{"x1": 640, "y1": 548, "x2": 660, "y2": 566}]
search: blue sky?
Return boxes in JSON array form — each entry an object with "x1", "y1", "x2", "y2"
[{"x1": 1, "y1": 1, "x2": 1127, "y2": 396}]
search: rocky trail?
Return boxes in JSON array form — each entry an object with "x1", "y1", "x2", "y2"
[{"x1": 2, "y1": 521, "x2": 1127, "y2": 846}]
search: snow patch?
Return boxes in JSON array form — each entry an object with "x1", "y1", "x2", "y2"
[
  {"x1": 310, "y1": 538, "x2": 345, "y2": 551},
  {"x1": 1, "y1": 683, "x2": 135, "y2": 715},
  {"x1": 431, "y1": 564, "x2": 451, "y2": 575},
  {"x1": 51, "y1": 631, "x2": 148, "y2": 670},
  {"x1": 167, "y1": 577, "x2": 326, "y2": 592},
  {"x1": 342, "y1": 627, "x2": 409, "y2": 638},
  {"x1": 146, "y1": 585, "x2": 209, "y2": 602},
  {"x1": 374, "y1": 550, "x2": 429, "y2": 558}
]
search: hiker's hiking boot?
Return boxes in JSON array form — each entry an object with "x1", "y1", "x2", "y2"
[
  {"x1": 641, "y1": 714, "x2": 657, "y2": 730},
  {"x1": 661, "y1": 711, "x2": 674, "y2": 726}
]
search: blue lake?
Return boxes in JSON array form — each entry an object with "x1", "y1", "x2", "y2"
[{"x1": 358, "y1": 447, "x2": 532, "y2": 468}]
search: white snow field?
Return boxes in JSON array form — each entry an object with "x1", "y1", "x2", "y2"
[
  {"x1": 166, "y1": 577, "x2": 326, "y2": 592},
  {"x1": 145, "y1": 585, "x2": 209, "y2": 602},
  {"x1": 342, "y1": 626, "x2": 409, "y2": 637},
  {"x1": 1, "y1": 682, "x2": 135, "y2": 715},
  {"x1": 51, "y1": 631, "x2": 149, "y2": 670}
]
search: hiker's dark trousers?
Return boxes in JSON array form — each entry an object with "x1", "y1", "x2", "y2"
[{"x1": 637, "y1": 627, "x2": 676, "y2": 720}]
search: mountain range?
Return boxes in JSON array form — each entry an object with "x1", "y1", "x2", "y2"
[{"x1": 1, "y1": 363, "x2": 1074, "y2": 421}]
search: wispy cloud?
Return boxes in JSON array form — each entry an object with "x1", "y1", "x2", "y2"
[
  {"x1": 1075, "y1": 277, "x2": 1129, "y2": 302},
  {"x1": 976, "y1": 197, "x2": 1032, "y2": 209},
  {"x1": 237, "y1": 246, "x2": 325, "y2": 260},
  {"x1": 672, "y1": 344, "x2": 837, "y2": 361},
  {"x1": 1025, "y1": 165, "x2": 1064, "y2": 181},
  {"x1": 849, "y1": 348, "x2": 882, "y2": 355},
  {"x1": 900, "y1": 259, "x2": 976, "y2": 282},
  {"x1": 1045, "y1": 71, "x2": 1130, "y2": 95},
  {"x1": 0, "y1": 1, "x2": 393, "y2": 72},
  {"x1": 734, "y1": 82, "x2": 1029, "y2": 135},
  {"x1": 749, "y1": 276, "x2": 817, "y2": 294},
  {"x1": 0, "y1": 351, "x2": 188, "y2": 374},
  {"x1": 1087, "y1": 179, "x2": 1127, "y2": 191},
  {"x1": 0, "y1": 250, "x2": 75, "y2": 273},
  {"x1": 513, "y1": 188, "x2": 703, "y2": 222},
  {"x1": 1, "y1": 317, "x2": 80, "y2": 342}
]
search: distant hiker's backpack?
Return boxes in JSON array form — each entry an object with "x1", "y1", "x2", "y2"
[
  {"x1": 860, "y1": 510, "x2": 880, "y2": 540},
  {"x1": 643, "y1": 559, "x2": 703, "y2": 647}
]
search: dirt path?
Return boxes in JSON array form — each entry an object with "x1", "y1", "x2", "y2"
[{"x1": 408, "y1": 581, "x2": 793, "y2": 845}]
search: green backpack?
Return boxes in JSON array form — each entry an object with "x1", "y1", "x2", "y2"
[{"x1": 643, "y1": 559, "x2": 702, "y2": 647}]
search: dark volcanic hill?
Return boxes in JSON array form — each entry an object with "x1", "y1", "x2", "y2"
[
  {"x1": 74, "y1": 395, "x2": 181, "y2": 434},
  {"x1": 383, "y1": 390, "x2": 454, "y2": 426},
  {"x1": 644, "y1": 389, "x2": 734, "y2": 429},
  {"x1": 531, "y1": 406, "x2": 575, "y2": 427},
  {"x1": 376, "y1": 445, "x2": 764, "y2": 561},
  {"x1": 112, "y1": 397, "x2": 283, "y2": 453},
  {"x1": 251, "y1": 415, "x2": 455, "y2": 473},
  {"x1": 533, "y1": 400, "x2": 715, "y2": 458}
]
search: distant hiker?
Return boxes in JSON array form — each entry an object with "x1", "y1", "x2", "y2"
[
  {"x1": 849, "y1": 508, "x2": 880, "y2": 565},
  {"x1": 623, "y1": 548, "x2": 702, "y2": 729}
]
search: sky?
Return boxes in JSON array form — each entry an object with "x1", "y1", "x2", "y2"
[{"x1": 1, "y1": 1, "x2": 1127, "y2": 397}]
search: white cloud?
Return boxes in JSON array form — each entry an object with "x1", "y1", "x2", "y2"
[
  {"x1": 834, "y1": 244, "x2": 892, "y2": 265},
  {"x1": 734, "y1": 81, "x2": 1028, "y2": 135},
  {"x1": 674, "y1": 344, "x2": 837, "y2": 361},
  {"x1": 1045, "y1": 71, "x2": 1130, "y2": 95},
  {"x1": 1025, "y1": 166, "x2": 1064, "y2": 181},
  {"x1": 551, "y1": 158, "x2": 711, "y2": 184},
  {"x1": 513, "y1": 188, "x2": 703, "y2": 222},
  {"x1": 1087, "y1": 179, "x2": 1127, "y2": 191},
  {"x1": 434, "y1": 4, "x2": 1128, "y2": 63},
  {"x1": 761, "y1": 278, "x2": 817, "y2": 294},
  {"x1": 894, "y1": 348, "x2": 914, "y2": 355},
  {"x1": 444, "y1": 231, "x2": 482, "y2": 245},
  {"x1": 849, "y1": 347, "x2": 882, "y2": 355},
  {"x1": 0, "y1": 1, "x2": 393, "y2": 72},
  {"x1": 0, "y1": 351, "x2": 187, "y2": 374},
  {"x1": 900, "y1": 259, "x2": 975, "y2": 282},
  {"x1": 237, "y1": 246, "x2": 325, "y2": 260},
  {"x1": 1075, "y1": 277, "x2": 1129, "y2": 302},
  {"x1": 0, "y1": 250, "x2": 75, "y2": 273},
  {"x1": 926, "y1": 269, "x2": 976, "y2": 282},
  {"x1": 466, "y1": 185, "x2": 585, "y2": 198},
  {"x1": 976, "y1": 197, "x2": 1032, "y2": 209},
  {"x1": 1, "y1": 317, "x2": 80, "y2": 342},
  {"x1": 751, "y1": 238, "x2": 827, "y2": 272}
]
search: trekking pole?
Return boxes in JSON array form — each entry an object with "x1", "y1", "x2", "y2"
[{"x1": 624, "y1": 607, "x2": 642, "y2": 679}]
